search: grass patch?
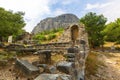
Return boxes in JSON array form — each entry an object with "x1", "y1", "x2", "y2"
[
  {"x1": 33, "y1": 27, "x2": 64, "y2": 43},
  {"x1": 85, "y1": 52, "x2": 104, "y2": 77},
  {"x1": 47, "y1": 33, "x2": 56, "y2": 40},
  {"x1": 0, "y1": 51, "x2": 16, "y2": 60},
  {"x1": 51, "y1": 54, "x2": 65, "y2": 63}
]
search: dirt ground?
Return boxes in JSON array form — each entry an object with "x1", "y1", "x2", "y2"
[
  {"x1": 86, "y1": 52, "x2": 120, "y2": 80},
  {"x1": 0, "y1": 54, "x2": 40, "y2": 80},
  {"x1": 0, "y1": 53, "x2": 65, "y2": 80},
  {"x1": 0, "y1": 51, "x2": 120, "y2": 80}
]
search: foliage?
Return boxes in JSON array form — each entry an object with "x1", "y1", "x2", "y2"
[
  {"x1": 33, "y1": 27, "x2": 64, "y2": 42},
  {"x1": 80, "y1": 12, "x2": 107, "y2": 48},
  {"x1": 0, "y1": 7, "x2": 26, "y2": 41},
  {"x1": 39, "y1": 27, "x2": 64, "y2": 35},
  {"x1": 103, "y1": 18, "x2": 120, "y2": 43},
  {"x1": 33, "y1": 34, "x2": 46, "y2": 41},
  {"x1": 0, "y1": 51, "x2": 16, "y2": 60},
  {"x1": 47, "y1": 33, "x2": 56, "y2": 40}
]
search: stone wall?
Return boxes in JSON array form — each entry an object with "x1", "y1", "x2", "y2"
[
  {"x1": 57, "y1": 23, "x2": 89, "y2": 49},
  {"x1": 56, "y1": 23, "x2": 89, "y2": 80}
]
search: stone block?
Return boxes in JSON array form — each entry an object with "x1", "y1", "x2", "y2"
[
  {"x1": 48, "y1": 66, "x2": 57, "y2": 74},
  {"x1": 64, "y1": 53, "x2": 75, "y2": 58},
  {"x1": 66, "y1": 58, "x2": 75, "y2": 62},
  {"x1": 15, "y1": 59, "x2": 39, "y2": 76},
  {"x1": 34, "y1": 74, "x2": 72, "y2": 80},
  {"x1": 37, "y1": 64, "x2": 48, "y2": 72},
  {"x1": 67, "y1": 47, "x2": 78, "y2": 53},
  {"x1": 56, "y1": 61, "x2": 75, "y2": 74}
]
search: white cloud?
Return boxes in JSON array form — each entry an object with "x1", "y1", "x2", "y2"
[
  {"x1": 0, "y1": 0, "x2": 80, "y2": 32},
  {"x1": 62, "y1": 0, "x2": 79, "y2": 5},
  {"x1": 62, "y1": 0, "x2": 74, "y2": 5},
  {"x1": 85, "y1": 2, "x2": 111, "y2": 10},
  {"x1": 85, "y1": 0, "x2": 120, "y2": 23},
  {"x1": 0, "y1": 0, "x2": 51, "y2": 32},
  {"x1": 53, "y1": 9, "x2": 66, "y2": 16},
  {"x1": 100, "y1": 0, "x2": 120, "y2": 22},
  {"x1": 86, "y1": 3, "x2": 99, "y2": 10}
]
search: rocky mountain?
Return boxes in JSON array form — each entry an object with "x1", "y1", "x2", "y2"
[{"x1": 32, "y1": 14, "x2": 79, "y2": 34}]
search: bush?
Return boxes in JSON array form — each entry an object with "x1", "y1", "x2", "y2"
[
  {"x1": 33, "y1": 34, "x2": 46, "y2": 41},
  {"x1": 33, "y1": 27, "x2": 64, "y2": 42},
  {"x1": 47, "y1": 33, "x2": 56, "y2": 40}
]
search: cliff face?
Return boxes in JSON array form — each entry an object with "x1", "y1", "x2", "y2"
[{"x1": 32, "y1": 14, "x2": 79, "y2": 34}]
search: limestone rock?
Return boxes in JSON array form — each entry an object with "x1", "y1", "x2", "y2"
[{"x1": 32, "y1": 14, "x2": 79, "y2": 34}]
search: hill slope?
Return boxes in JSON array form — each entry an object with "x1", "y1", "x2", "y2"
[{"x1": 32, "y1": 14, "x2": 79, "y2": 34}]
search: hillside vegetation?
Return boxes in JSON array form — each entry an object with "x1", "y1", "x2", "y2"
[{"x1": 33, "y1": 27, "x2": 64, "y2": 43}]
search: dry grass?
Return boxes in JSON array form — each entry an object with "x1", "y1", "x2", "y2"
[
  {"x1": 85, "y1": 52, "x2": 104, "y2": 77},
  {"x1": 101, "y1": 52, "x2": 115, "y2": 58},
  {"x1": 104, "y1": 42, "x2": 120, "y2": 48},
  {"x1": 51, "y1": 54, "x2": 65, "y2": 63},
  {"x1": 104, "y1": 42, "x2": 115, "y2": 47}
]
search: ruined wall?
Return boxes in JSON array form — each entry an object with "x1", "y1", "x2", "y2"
[
  {"x1": 14, "y1": 24, "x2": 89, "y2": 80},
  {"x1": 57, "y1": 23, "x2": 89, "y2": 49},
  {"x1": 56, "y1": 23, "x2": 89, "y2": 80}
]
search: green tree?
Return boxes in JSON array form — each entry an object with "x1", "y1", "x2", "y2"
[
  {"x1": 103, "y1": 18, "x2": 120, "y2": 43},
  {"x1": 80, "y1": 12, "x2": 107, "y2": 48},
  {"x1": 0, "y1": 7, "x2": 26, "y2": 41}
]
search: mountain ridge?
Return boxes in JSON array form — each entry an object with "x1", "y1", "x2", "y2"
[{"x1": 32, "y1": 13, "x2": 79, "y2": 34}]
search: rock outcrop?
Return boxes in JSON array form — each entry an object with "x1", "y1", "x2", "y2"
[{"x1": 32, "y1": 14, "x2": 79, "y2": 34}]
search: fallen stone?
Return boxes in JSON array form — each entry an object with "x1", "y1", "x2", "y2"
[
  {"x1": 48, "y1": 66, "x2": 57, "y2": 74},
  {"x1": 56, "y1": 61, "x2": 75, "y2": 74},
  {"x1": 15, "y1": 59, "x2": 39, "y2": 77},
  {"x1": 64, "y1": 53, "x2": 75, "y2": 58},
  {"x1": 37, "y1": 64, "x2": 47, "y2": 68},
  {"x1": 37, "y1": 64, "x2": 48, "y2": 72},
  {"x1": 34, "y1": 74, "x2": 72, "y2": 80},
  {"x1": 66, "y1": 58, "x2": 75, "y2": 62},
  {"x1": 67, "y1": 47, "x2": 79, "y2": 53}
]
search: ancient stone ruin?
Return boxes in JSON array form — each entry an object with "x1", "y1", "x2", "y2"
[{"x1": 14, "y1": 23, "x2": 89, "y2": 80}]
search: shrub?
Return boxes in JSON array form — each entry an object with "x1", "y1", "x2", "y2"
[
  {"x1": 47, "y1": 33, "x2": 56, "y2": 40},
  {"x1": 33, "y1": 27, "x2": 64, "y2": 42},
  {"x1": 33, "y1": 34, "x2": 46, "y2": 41}
]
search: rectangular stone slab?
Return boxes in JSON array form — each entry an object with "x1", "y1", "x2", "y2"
[{"x1": 15, "y1": 59, "x2": 39, "y2": 76}]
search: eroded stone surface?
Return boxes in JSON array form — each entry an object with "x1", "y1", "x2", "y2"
[
  {"x1": 56, "y1": 61, "x2": 75, "y2": 74},
  {"x1": 15, "y1": 59, "x2": 39, "y2": 76},
  {"x1": 34, "y1": 74, "x2": 72, "y2": 80}
]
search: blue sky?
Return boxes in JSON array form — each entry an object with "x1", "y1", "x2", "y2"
[{"x1": 0, "y1": 0, "x2": 120, "y2": 32}]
